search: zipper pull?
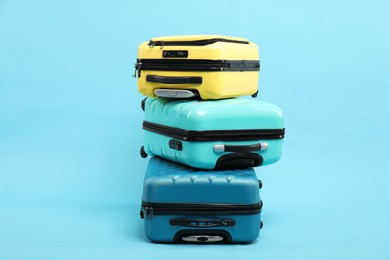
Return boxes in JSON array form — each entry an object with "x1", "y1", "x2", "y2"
[
  {"x1": 147, "y1": 41, "x2": 164, "y2": 49},
  {"x1": 133, "y1": 62, "x2": 142, "y2": 78},
  {"x1": 148, "y1": 40, "x2": 156, "y2": 48}
]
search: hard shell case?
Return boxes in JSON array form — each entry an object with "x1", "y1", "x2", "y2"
[
  {"x1": 140, "y1": 157, "x2": 263, "y2": 243},
  {"x1": 141, "y1": 97, "x2": 285, "y2": 170},
  {"x1": 135, "y1": 35, "x2": 260, "y2": 100}
]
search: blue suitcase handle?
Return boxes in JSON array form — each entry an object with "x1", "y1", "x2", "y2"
[
  {"x1": 146, "y1": 74, "x2": 203, "y2": 84},
  {"x1": 170, "y1": 218, "x2": 235, "y2": 228}
]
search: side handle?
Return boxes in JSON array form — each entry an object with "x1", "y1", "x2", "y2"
[
  {"x1": 146, "y1": 74, "x2": 202, "y2": 84},
  {"x1": 213, "y1": 143, "x2": 268, "y2": 153},
  {"x1": 170, "y1": 218, "x2": 235, "y2": 228}
]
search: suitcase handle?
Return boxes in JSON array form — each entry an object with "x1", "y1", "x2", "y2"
[
  {"x1": 214, "y1": 153, "x2": 263, "y2": 169},
  {"x1": 146, "y1": 74, "x2": 202, "y2": 84},
  {"x1": 170, "y1": 218, "x2": 235, "y2": 228},
  {"x1": 174, "y1": 229, "x2": 232, "y2": 243},
  {"x1": 213, "y1": 143, "x2": 268, "y2": 153}
]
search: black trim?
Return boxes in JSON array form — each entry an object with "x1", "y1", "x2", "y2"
[
  {"x1": 143, "y1": 121, "x2": 285, "y2": 141},
  {"x1": 146, "y1": 75, "x2": 202, "y2": 84},
  {"x1": 173, "y1": 229, "x2": 232, "y2": 243},
  {"x1": 214, "y1": 153, "x2": 263, "y2": 170},
  {"x1": 137, "y1": 59, "x2": 260, "y2": 72},
  {"x1": 141, "y1": 201, "x2": 263, "y2": 217},
  {"x1": 148, "y1": 38, "x2": 249, "y2": 47}
]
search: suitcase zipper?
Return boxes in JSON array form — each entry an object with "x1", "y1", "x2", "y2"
[
  {"x1": 140, "y1": 201, "x2": 263, "y2": 219},
  {"x1": 134, "y1": 59, "x2": 260, "y2": 78},
  {"x1": 148, "y1": 38, "x2": 249, "y2": 48},
  {"x1": 143, "y1": 121, "x2": 285, "y2": 141}
]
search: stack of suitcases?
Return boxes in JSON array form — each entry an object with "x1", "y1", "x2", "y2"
[{"x1": 134, "y1": 35, "x2": 285, "y2": 244}]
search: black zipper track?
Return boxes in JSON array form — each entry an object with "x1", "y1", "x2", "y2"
[
  {"x1": 148, "y1": 38, "x2": 249, "y2": 47},
  {"x1": 143, "y1": 121, "x2": 285, "y2": 141},
  {"x1": 142, "y1": 201, "x2": 262, "y2": 216},
  {"x1": 137, "y1": 59, "x2": 260, "y2": 72}
]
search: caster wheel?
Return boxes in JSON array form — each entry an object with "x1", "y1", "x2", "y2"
[
  {"x1": 258, "y1": 179, "x2": 263, "y2": 189},
  {"x1": 181, "y1": 235, "x2": 224, "y2": 243},
  {"x1": 140, "y1": 146, "x2": 148, "y2": 158},
  {"x1": 260, "y1": 221, "x2": 263, "y2": 229},
  {"x1": 251, "y1": 91, "x2": 258, "y2": 98},
  {"x1": 141, "y1": 98, "x2": 146, "y2": 111}
]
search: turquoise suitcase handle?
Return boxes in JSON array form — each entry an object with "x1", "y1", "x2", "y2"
[
  {"x1": 213, "y1": 143, "x2": 268, "y2": 153},
  {"x1": 146, "y1": 74, "x2": 202, "y2": 84}
]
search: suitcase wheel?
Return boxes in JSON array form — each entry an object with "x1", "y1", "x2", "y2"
[
  {"x1": 260, "y1": 221, "x2": 263, "y2": 229},
  {"x1": 181, "y1": 235, "x2": 224, "y2": 243},
  {"x1": 141, "y1": 98, "x2": 146, "y2": 112},
  {"x1": 173, "y1": 230, "x2": 232, "y2": 243},
  {"x1": 140, "y1": 146, "x2": 148, "y2": 158},
  {"x1": 258, "y1": 179, "x2": 263, "y2": 189},
  {"x1": 140, "y1": 209, "x2": 144, "y2": 219},
  {"x1": 251, "y1": 91, "x2": 258, "y2": 98}
]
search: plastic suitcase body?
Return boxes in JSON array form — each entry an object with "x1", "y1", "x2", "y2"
[
  {"x1": 141, "y1": 97, "x2": 285, "y2": 170},
  {"x1": 140, "y1": 157, "x2": 263, "y2": 243},
  {"x1": 135, "y1": 35, "x2": 260, "y2": 100}
]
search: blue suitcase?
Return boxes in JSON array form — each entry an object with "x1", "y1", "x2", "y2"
[
  {"x1": 140, "y1": 97, "x2": 285, "y2": 170},
  {"x1": 140, "y1": 157, "x2": 263, "y2": 243}
]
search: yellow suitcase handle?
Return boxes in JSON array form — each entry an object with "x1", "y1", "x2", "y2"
[{"x1": 146, "y1": 74, "x2": 202, "y2": 84}]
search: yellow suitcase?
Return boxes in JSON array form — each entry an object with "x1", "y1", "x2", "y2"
[{"x1": 134, "y1": 35, "x2": 260, "y2": 100}]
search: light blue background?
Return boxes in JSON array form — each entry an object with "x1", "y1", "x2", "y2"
[{"x1": 1, "y1": 0, "x2": 389, "y2": 259}]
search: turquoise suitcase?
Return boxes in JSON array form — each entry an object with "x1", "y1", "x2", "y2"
[
  {"x1": 140, "y1": 157, "x2": 263, "y2": 243},
  {"x1": 141, "y1": 97, "x2": 285, "y2": 170}
]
